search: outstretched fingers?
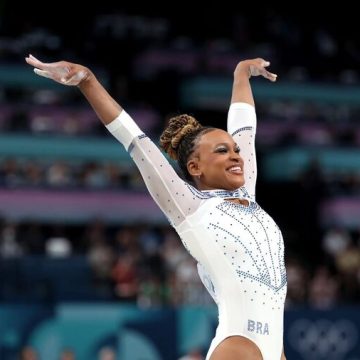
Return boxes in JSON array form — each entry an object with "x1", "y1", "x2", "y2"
[
  {"x1": 25, "y1": 54, "x2": 86, "y2": 85},
  {"x1": 248, "y1": 59, "x2": 278, "y2": 82},
  {"x1": 263, "y1": 69, "x2": 278, "y2": 82},
  {"x1": 260, "y1": 59, "x2": 277, "y2": 81},
  {"x1": 25, "y1": 54, "x2": 65, "y2": 74},
  {"x1": 33, "y1": 68, "x2": 55, "y2": 79},
  {"x1": 25, "y1": 54, "x2": 43, "y2": 68}
]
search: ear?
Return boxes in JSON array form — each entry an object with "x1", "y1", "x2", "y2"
[{"x1": 187, "y1": 157, "x2": 201, "y2": 177}]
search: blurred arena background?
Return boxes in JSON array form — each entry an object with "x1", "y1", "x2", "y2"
[{"x1": 0, "y1": 4, "x2": 359, "y2": 360}]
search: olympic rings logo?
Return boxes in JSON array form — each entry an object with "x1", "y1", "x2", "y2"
[{"x1": 288, "y1": 318, "x2": 359, "y2": 359}]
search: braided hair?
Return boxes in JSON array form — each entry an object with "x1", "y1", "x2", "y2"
[{"x1": 159, "y1": 114, "x2": 215, "y2": 183}]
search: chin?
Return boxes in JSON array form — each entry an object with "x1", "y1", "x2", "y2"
[
  {"x1": 224, "y1": 181, "x2": 244, "y2": 191},
  {"x1": 224, "y1": 176, "x2": 245, "y2": 190}
]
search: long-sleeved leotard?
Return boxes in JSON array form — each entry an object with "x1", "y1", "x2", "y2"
[{"x1": 106, "y1": 103, "x2": 287, "y2": 360}]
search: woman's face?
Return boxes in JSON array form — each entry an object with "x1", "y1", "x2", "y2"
[{"x1": 187, "y1": 129, "x2": 245, "y2": 191}]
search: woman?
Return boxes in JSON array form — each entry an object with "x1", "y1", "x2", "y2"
[{"x1": 25, "y1": 54, "x2": 287, "y2": 360}]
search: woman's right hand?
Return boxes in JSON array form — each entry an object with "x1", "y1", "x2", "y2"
[{"x1": 25, "y1": 54, "x2": 91, "y2": 86}]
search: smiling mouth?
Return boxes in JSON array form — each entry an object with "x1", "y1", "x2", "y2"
[{"x1": 227, "y1": 166, "x2": 243, "y2": 174}]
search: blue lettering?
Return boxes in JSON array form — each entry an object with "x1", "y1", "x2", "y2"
[
  {"x1": 256, "y1": 321, "x2": 262, "y2": 334},
  {"x1": 247, "y1": 320, "x2": 269, "y2": 335},
  {"x1": 248, "y1": 319, "x2": 255, "y2": 332}
]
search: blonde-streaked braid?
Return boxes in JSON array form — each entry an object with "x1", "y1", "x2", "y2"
[{"x1": 160, "y1": 114, "x2": 215, "y2": 183}]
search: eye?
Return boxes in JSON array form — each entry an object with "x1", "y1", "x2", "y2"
[
  {"x1": 215, "y1": 147, "x2": 228, "y2": 153},
  {"x1": 234, "y1": 146, "x2": 240, "y2": 153}
]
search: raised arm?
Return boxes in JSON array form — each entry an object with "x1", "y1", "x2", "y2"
[
  {"x1": 25, "y1": 55, "x2": 203, "y2": 226},
  {"x1": 25, "y1": 54, "x2": 121, "y2": 124},
  {"x1": 230, "y1": 58, "x2": 277, "y2": 105},
  {"x1": 227, "y1": 58, "x2": 277, "y2": 199}
]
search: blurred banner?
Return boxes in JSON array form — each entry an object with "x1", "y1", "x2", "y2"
[
  {"x1": 284, "y1": 308, "x2": 360, "y2": 360},
  {"x1": 0, "y1": 304, "x2": 359, "y2": 360}
]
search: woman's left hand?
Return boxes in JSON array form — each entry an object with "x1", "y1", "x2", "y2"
[{"x1": 235, "y1": 58, "x2": 278, "y2": 82}]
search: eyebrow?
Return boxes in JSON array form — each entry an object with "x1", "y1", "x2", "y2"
[{"x1": 214, "y1": 142, "x2": 239, "y2": 147}]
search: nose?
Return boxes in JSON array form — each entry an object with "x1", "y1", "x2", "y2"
[{"x1": 229, "y1": 150, "x2": 242, "y2": 162}]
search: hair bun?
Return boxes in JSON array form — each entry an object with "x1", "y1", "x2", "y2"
[{"x1": 160, "y1": 114, "x2": 202, "y2": 160}]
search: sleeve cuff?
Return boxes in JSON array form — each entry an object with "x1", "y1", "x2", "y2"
[
  {"x1": 229, "y1": 102, "x2": 255, "y2": 111},
  {"x1": 228, "y1": 102, "x2": 257, "y2": 132},
  {"x1": 105, "y1": 110, "x2": 143, "y2": 150}
]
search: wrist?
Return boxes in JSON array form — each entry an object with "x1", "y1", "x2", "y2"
[
  {"x1": 234, "y1": 61, "x2": 251, "y2": 79},
  {"x1": 78, "y1": 69, "x2": 95, "y2": 90}
]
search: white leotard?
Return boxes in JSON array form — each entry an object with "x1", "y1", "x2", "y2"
[{"x1": 106, "y1": 102, "x2": 287, "y2": 360}]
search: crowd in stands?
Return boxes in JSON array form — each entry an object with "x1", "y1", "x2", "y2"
[{"x1": 1, "y1": 214, "x2": 359, "y2": 307}]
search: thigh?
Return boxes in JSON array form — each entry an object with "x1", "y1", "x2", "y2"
[{"x1": 209, "y1": 335, "x2": 263, "y2": 360}]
